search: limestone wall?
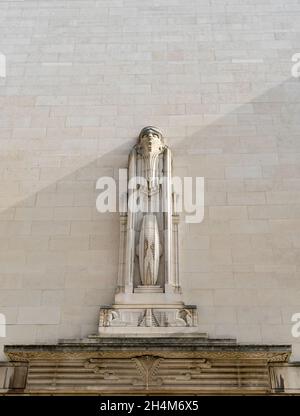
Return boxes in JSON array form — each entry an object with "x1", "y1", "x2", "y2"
[{"x1": 0, "y1": 0, "x2": 300, "y2": 360}]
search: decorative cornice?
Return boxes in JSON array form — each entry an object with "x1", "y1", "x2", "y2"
[{"x1": 4, "y1": 340, "x2": 291, "y2": 363}]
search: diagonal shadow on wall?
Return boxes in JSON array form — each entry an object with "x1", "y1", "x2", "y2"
[{"x1": 0, "y1": 76, "x2": 300, "y2": 356}]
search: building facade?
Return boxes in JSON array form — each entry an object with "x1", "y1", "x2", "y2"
[{"x1": 1, "y1": 0, "x2": 300, "y2": 395}]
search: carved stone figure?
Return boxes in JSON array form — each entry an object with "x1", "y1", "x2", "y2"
[
  {"x1": 136, "y1": 126, "x2": 165, "y2": 190},
  {"x1": 98, "y1": 127, "x2": 200, "y2": 336},
  {"x1": 175, "y1": 309, "x2": 193, "y2": 327},
  {"x1": 122, "y1": 126, "x2": 176, "y2": 294},
  {"x1": 99, "y1": 309, "x2": 122, "y2": 327}
]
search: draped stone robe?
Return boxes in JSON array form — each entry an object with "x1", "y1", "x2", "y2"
[{"x1": 124, "y1": 144, "x2": 173, "y2": 292}]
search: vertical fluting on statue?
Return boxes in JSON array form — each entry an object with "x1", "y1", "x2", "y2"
[
  {"x1": 138, "y1": 214, "x2": 161, "y2": 286},
  {"x1": 163, "y1": 147, "x2": 173, "y2": 289},
  {"x1": 172, "y1": 214, "x2": 180, "y2": 290},
  {"x1": 117, "y1": 215, "x2": 127, "y2": 292},
  {"x1": 124, "y1": 147, "x2": 137, "y2": 291}
]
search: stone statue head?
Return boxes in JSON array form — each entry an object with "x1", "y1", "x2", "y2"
[{"x1": 137, "y1": 126, "x2": 165, "y2": 156}]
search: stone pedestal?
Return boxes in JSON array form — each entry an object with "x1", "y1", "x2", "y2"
[
  {"x1": 134, "y1": 285, "x2": 163, "y2": 293},
  {"x1": 98, "y1": 303, "x2": 202, "y2": 337}
]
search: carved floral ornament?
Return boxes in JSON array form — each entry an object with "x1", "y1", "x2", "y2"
[{"x1": 82, "y1": 356, "x2": 214, "y2": 387}]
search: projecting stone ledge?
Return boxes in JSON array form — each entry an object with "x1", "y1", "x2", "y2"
[
  {"x1": 4, "y1": 339, "x2": 291, "y2": 362},
  {"x1": 2, "y1": 340, "x2": 293, "y2": 395}
]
